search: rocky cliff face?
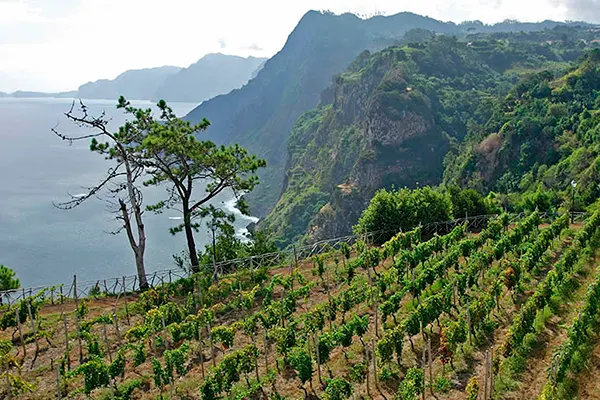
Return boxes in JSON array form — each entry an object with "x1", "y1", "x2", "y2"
[
  {"x1": 183, "y1": 11, "x2": 586, "y2": 219},
  {"x1": 262, "y1": 45, "x2": 456, "y2": 246},
  {"x1": 262, "y1": 29, "x2": 591, "y2": 245},
  {"x1": 306, "y1": 57, "x2": 449, "y2": 242},
  {"x1": 184, "y1": 11, "x2": 460, "y2": 217}
]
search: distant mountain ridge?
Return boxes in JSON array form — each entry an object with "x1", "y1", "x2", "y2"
[
  {"x1": 184, "y1": 10, "x2": 593, "y2": 217},
  {"x1": 154, "y1": 53, "x2": 266, "y2": 103},
  {"x1": 77, "y1": 66, "x2": 182, "y2": 101},
  {"x1": 1, "y1": 54, "x2": 265, "y2": 103}
]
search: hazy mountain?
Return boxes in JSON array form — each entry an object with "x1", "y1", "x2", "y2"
[
  {"x1": 6, "y1": 90, "x2": 77, "y2": 98},
  {"x1": 251, "y1": 60, "x2": 267, "y2": 79},
  {"x1": 185, "y1": 11, "x2": 462, "y2": 217},
  {"x1": 154, "y1": 53, "x2": 267, "y2": 103},
  {"x1": 184, "y1": 11, "x2": 591, "y2": 218},
  {"x1": 76, "y1": 66, "x2": 182, "y2": 101}
]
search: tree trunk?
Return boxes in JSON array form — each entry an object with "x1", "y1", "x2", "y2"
[
  {"x1": 135, "y1": 252, "x2": 148, "y2": 290},
  {"x1": 122, "y1": 156, "x2": 148, "y2": 290},
  {"x1": 119, "y1": 199, "x2": 148, "y2": 290},
  {"x1": 184, "y1": 208, "x2": 200, "y2": 272},
  {"x1": 211, "y1": 229, "x2": 219, "y2": 282}
]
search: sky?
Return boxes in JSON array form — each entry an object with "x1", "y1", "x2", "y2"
[{"x1": 0, "y1": 0, "x2": 598, "y2": 92}]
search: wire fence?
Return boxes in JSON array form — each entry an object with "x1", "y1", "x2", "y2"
[{"x1": 0, "y1": 211, "x2": 588, "y2": 306}]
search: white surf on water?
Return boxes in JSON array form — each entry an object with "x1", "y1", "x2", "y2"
[{"x1": 222, "y1": 197, "x2": 259, "y2": 240}]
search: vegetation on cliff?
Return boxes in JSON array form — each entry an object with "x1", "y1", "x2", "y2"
[
  {"x1": 445, "y1": 49, "x2": 600, "y2": 214},
  {"x1": 264, "y1": 26, "x2": 599, "y2": 246}
]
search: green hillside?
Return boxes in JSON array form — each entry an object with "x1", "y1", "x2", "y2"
[
  {"x1": 185, "y1": 11, "x2": 586, "y2": 218},
  {"x1": 264, "y1": 27, "x2": 599, "y2": 246},
  {"x1": 445, "y1": 49, "x2": 600, "y2": 211}
]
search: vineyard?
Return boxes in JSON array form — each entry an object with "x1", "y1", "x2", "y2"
[{"x1": 2, "y1": 211, "x2": 600, "y2": 399}]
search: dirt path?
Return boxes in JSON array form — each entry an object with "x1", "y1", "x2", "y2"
[
  {"x1": 500, "y1": 261, "x2": 598, "y2": 400},
  {"x1": 575, "y1": 337, "x2": 600, "y2": 399}
]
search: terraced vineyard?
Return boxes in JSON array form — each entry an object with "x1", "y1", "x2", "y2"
[{"x1": 2, "y1": 211, "x2": 600, "y2": 399}]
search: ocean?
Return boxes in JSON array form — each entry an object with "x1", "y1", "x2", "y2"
[{"x1": 0, "y1": 97, "x2": 257, "y2": 288}]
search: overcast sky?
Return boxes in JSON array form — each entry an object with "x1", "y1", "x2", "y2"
[{"x1": 0, "y1": 0, "x2": 597, "y2": 92}]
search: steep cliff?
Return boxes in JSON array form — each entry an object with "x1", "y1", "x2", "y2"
[
  {"x1": 263, "y1": 28, "x2": 596, "y2": 246},
  {"x1": 184, "y1": 10, "x2": 586, "y2": 218},
  {"x1": 184, "y1": 11, "x2": 460, "y2": 216}
]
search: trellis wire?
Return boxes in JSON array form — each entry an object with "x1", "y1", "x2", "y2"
[{"x1": 0, "y1": 212, "x2": 587, "y2": 306}]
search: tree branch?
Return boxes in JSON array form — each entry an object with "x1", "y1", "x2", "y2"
[{"x1": 53, "y1": 164, "x2": 125, "y2": 210}]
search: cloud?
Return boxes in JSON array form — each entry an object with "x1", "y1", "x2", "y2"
[
  {"x1": 0, "y1": 0, "x2": 44, "y2": 23},
  {"x1": 550, "y1": 0, "x2": 600, "y2": 22},
  {"x1": 245, "y1": 43, "x2": 263, "y2": 51},
  {"x1": 0, "y1": 0, "x2": 582, "y2": 92}
]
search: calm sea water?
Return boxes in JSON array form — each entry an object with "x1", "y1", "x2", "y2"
[{"x1": 0, "y1": 98, "x2": 257, "y2": 288}]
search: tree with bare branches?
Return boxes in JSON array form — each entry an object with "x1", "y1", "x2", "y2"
[
  {"x1": 119, "y1": 98, "x2": 266, "y2": 273},
  {"x1": 53, "y1": 100, "x2": 150, "y2": 289}
]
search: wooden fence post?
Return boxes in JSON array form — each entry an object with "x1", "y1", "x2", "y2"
[
  {"x1": 113, "y1": 314, "x2": 121, "y2": 343},
  {"x1": 490, "y1": 346, "x2": 494, "y2": 399},
  {"x1": 252, "y1": 334, "x2": 260, "y2": 382},
  {"x1": 161, "y1": 315, "x2": 169, "y2": 350},
  {"x1": 122, "y1": 277, "x2": 130, "y2": 325},
  {"x1": 421, "y1": 339, "x2": 426, "y2": 400},
  {"x1": 428, "y1": 338, "x2": 433, "y2": 396},
  {"x1": 62, "y1": 313, "x2": 70, "y2": 370},
  {"x1": 73, "y1": 275, "x2": 83, "y2": 364},
  {"x1": 371, "y1": 339, "x2": 379, "y2": 392},
  {"x1": 364, "y1": 340, "x2": 370, "y2": 398},
  {"x1": 26, "y1": 302, "x2": 40, "y2": 358},
  {"x1": 103, "y1": 323, "x2": 112, "y2": 363},
  {"x1": 484, "y1": 350, "x2": 489, "y2": 400},
  {"x1": 314, "y1": 334, "x2": 321, "y2": 385},
  {"x1": 5, "y1": 361, "x2": 11, "y2": 400},
  {"x1": 467, "y1": 308, "x2": 472, "y2": 345},
  {"x1": 208, "y1": 322, "x2": 215, "y2": 368},
  {"x1": 374, "y1": 299, "x2": 380, "y2": 339},
  {"x1": 112, "y1": 288, "x2": 122, "y2": 343},
  {"x1": 56, "y1": 365, "x2": 61, "y2": 399},
  {"x1": 15, "y1": 308, "x2": 26, "y2": 359},
  {"x1": 453, "y1": 283, "x2": 457, "y2": 307},
  {"x1": 290, "y1": 246, "x2": 296, "y2": 291},
  {"x1": 198, "y1": 325, "x2": 205, "y2": 379},
  {"x1": 263, "y1": 327, "x2": 269, "y2": 373}
]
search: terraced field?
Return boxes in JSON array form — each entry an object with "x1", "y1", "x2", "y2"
[{"x1": 2, "y1": 211, "x2": 600, "y2": 400}]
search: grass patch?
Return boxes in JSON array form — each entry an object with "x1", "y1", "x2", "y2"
[
  {"x1": 433, "y1": 376, "x2": 453, "y2": 393},
  {"x1": 494, "y1": 354, "x2": 527, "y2": 395}
]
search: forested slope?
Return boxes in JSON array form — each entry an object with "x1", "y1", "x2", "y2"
[
  {"x1": 264, "y1": 27, "x2": 599, "y2": 246},
  {"x1": 184, "y1": 11, "x2": 585, "y2": 217}
]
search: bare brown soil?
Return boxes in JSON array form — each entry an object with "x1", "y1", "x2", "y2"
[{"x1": 1, "y1": 223, "x2": 595, "y2": 400}]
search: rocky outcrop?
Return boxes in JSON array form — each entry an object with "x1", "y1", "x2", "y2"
[{"x1": 261, "y1": 45, "x2": 451, "y2": 245}]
